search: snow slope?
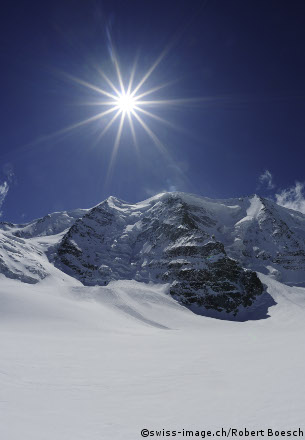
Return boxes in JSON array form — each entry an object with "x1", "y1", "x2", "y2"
[
  {"x1": 0, "y1": 274, "x2": 304, "y2": 440},
  {"x1": 0, "y1": 207, "x2": 87, "y2": 284}
]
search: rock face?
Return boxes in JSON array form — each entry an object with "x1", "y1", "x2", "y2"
[{"x1": 55, "y1": 194, "x2": 263, "y2": 314}]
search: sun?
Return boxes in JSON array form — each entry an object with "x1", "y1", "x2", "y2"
[
  {"x1": 115, "y1": 91, "x2": 136, "y2": 115},
  {"x1": 59, "y1": 46, "x2": 201, "y2": 179}
]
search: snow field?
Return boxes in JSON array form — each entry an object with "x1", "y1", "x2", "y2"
[{"x1": 0, "y1": 275, "x2": 305, "y2": 439}]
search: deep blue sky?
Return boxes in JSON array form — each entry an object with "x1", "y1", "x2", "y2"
[{"x1": 1, "y1": 0, "x2": 305, "y2": 222}]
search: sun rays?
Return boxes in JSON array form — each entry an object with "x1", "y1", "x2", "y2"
[
  {"x1": 11, "y1": 47, "x2": 219, "y2": 192},
  {"x1": 61, "y1": 48, "x2": 184, "y2": 174},
  {"x1": 46, "y1": 45, "x2": 217, "y2": 189}
]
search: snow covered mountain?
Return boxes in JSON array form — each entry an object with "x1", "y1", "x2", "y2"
[
  {"x1": 1, "y1": 191, "x2": 305, "y2": 317},
  {"x1": 0, "y1": 209, "x2": 87, "y2": 283},
  {"x1": 2, "y1": 192, "x2": 305, "y2": 440},
  {"x1": 54, "y1": 194, "x2": 263, "y2": 315}
]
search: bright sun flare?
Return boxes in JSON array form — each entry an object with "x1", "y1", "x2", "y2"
[
  {"x1": 60, "y1": 47, "x2": 202, "y2": 180},
  {"x1": 116, "y1": 92, "x2": 136, "y2": 114}
]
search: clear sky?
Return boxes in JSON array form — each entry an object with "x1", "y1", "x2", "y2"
[{"x1": 1, "y1": 0, "x2": 305, "y2": 222}]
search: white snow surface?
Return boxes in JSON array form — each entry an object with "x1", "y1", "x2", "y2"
[
  {"x1": 1, "y1": 273, "x2": 305, "y2": 439},
  {"x1": 235, "y1": 195, "x2": 263, "y2": 225}
]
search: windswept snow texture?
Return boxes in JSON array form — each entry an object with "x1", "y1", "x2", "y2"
[{"x1": 0, "y1": 274, "x2": 305, "y2": 440}]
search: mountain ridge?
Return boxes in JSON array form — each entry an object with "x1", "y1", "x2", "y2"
[{"x1": 1, "y1": 191, "x2": 305, "y2": 318}]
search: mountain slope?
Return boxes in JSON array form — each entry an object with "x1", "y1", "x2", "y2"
[
  {"x1": 2, "y1": 191, "x2": 305, "y2": 317},
  {"x1": 0, "y1": 209, "x2": 87, "y2": 283},
  {"x1": 225, "y1": 195, "x2": 305, "y2": 285}
]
